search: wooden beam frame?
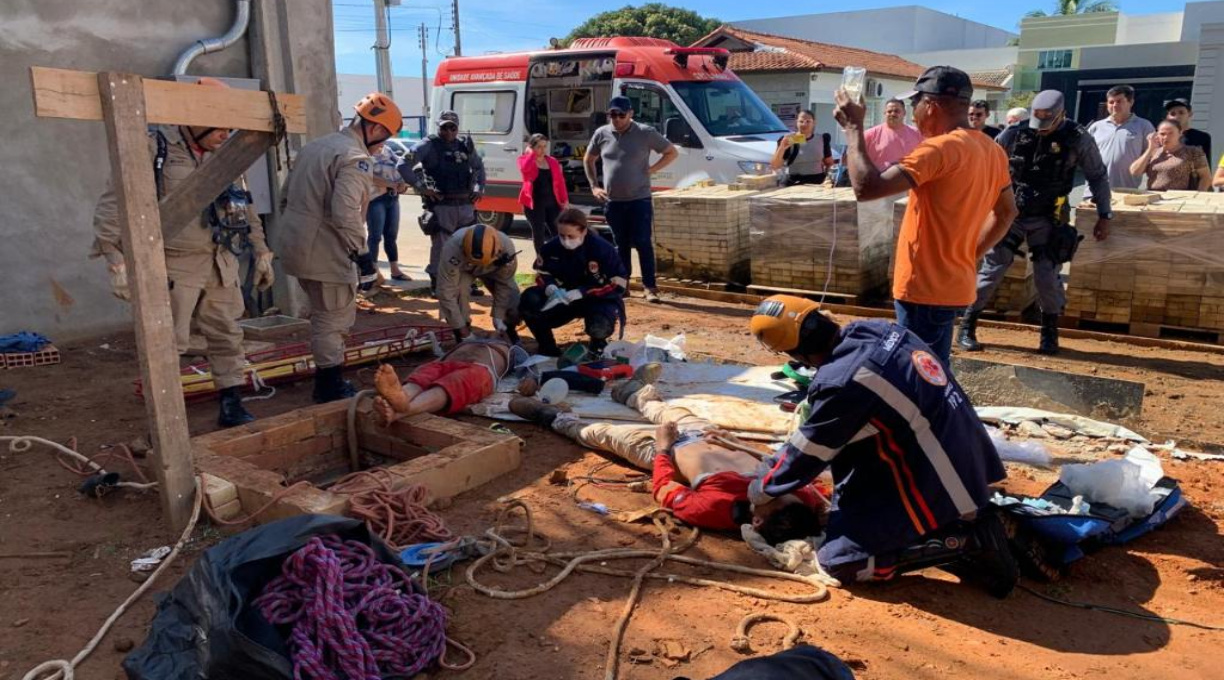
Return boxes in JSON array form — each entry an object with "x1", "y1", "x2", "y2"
[
  {"x1": 29, "y1": 66, "x2": 308, "y2": 530},
  {"x1": 31, "y1": 67, "x2": 306, "y2": 133},
  {"x1": 96, "y1": 72, "x2": 196, "y2": 530}
]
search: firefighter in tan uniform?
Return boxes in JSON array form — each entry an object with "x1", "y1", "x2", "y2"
[
  {"x1": 277, "y1": 93, "x2": 403, "y2": 402},
  {"x1": 91, "y1": 78, "x2": 274, "y2": 428}
]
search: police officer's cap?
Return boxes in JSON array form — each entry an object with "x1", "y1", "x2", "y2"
[
  {"x1": 437, "y1": 110, "x2": 460, "y2": 128},
  {"x1": 1031, "y1": 90, "x2": 1065, "y2": 132}
]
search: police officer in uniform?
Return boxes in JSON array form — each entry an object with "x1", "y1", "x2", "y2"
[
  {"x1": 747, "y1": 295, "x2": 1018, "y2": 597},
  {"x1": 959, "y1": 90, "x2": 1113, "y2": 355},
  {"x1": 402, "y1": 110, "x2": 487, "y2": 296},
  {"x1": 519, "y1": 208, "x2": 626, "y2": 356},
  {"x1": 436, "y1": 224, "x2": 521, "y2": 341},
  {"x1": 278, "y1": 92, "x2": 403, "y2": 402},
  {"x1": 92, "y1": 77, "x2": 275, "y2": 428}
]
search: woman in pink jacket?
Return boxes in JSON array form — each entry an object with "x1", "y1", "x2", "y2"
[{"x1": 518, "y1": 133, "x2": 569, "y2": 252}]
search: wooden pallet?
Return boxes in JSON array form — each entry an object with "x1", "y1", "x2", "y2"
[
  {"x1": 749, "y1": 185, "x2": 891, "y2": 296},
  {"x1": 1063, "y1": 317, "x2": 1223, "y2": 344},
  {"x1": 747, "y1": 283, "x2": 865, "y2": 306},
  {"x1": 1067, "y1": 190, "x2": 1224, "y2": 332},
  {"x1": 652, "y1": 184, "x2": 758, "y2": 285}
]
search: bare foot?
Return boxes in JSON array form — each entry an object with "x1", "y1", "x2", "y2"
[
  {"x1": 374, "y1": 364, "x2": 411, "y2": 413},
  {"x1": 372, "y1": 396, "x2": 400, "y2": 427}
]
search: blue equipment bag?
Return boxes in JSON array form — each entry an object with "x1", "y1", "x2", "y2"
[{"x1": 996, "y1": 476, "x2": 1186, "y2": 567}]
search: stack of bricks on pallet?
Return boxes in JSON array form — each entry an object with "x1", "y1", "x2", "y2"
[
  {"x1": 890, "y1": 197, "x2": 1035, "y2": 313},
  {"x1": 652, "y1": 184, "x2": 758, "y2": 285},
  {"x1": 750, "y1": 185, "x2": 890, "y2": 295},
  {"x1": 1066, "y1": 191, "x2": 1224, "y2": 331}
]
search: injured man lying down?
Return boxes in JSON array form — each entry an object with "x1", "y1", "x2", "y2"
[
  {"x1": 509, "y1": 363, "x2": 825, "y2": 546},
  {"x1": 373, "y1": 336, "x2": 528, "y2": 425}
]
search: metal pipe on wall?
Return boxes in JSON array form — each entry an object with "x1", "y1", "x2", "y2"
[{"x1": 173, "y1": 0, "x2": 253, "y2": 75}]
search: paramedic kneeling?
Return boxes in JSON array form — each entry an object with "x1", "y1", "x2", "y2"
[
  {"x1": 747, "y1": 295, "x2": 1019, "y2": 597},
  {"x1": 519, "y1": 208, "x2": 627, "y2": 356}
]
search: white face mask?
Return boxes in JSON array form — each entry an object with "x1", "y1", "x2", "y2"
[{"x1": 560, "y1": 236, "x2": 584, "y2": 250}]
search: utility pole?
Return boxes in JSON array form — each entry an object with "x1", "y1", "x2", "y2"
[
  {"x1": 419, "y1": 23, "x2": 430, "y2": 120},
  {"x1": 451, "y1": 0, "x2": 462, "y2": 56},
  {"x1": 372, "y1": 0, "x2": 395, "y2": 99}
]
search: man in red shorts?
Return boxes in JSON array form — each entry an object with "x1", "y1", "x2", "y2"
[{"x1": 372, "y1": 337, "x2": 524, "y2": 424}]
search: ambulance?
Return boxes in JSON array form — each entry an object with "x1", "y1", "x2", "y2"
[{"x1": 430, "y1": 37, "x2": 789, "y2": 230}]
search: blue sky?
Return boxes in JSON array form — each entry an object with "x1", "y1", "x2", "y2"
[{"x1": 333, "y1": 0, "x2": 1190, "y2": 76}]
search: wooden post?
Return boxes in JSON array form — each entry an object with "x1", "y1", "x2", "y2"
[
  {"x1": 96, "y1": 72, "x2": 196, "y2": 531},
  {"x1": 158, "y1": 129, "x2": 276, "y2": 240}
]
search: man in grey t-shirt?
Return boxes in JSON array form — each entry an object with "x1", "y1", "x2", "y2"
[
  {"x1": 584, "y1": 96, "x2": 678, "y2": 303},
  {"x1": 1085, "y1": 84, "x2": 1155, "y2": 198}
]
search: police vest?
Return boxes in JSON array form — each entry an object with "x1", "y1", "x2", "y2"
[
  {"x1": 423, "y1": 134, "x2": 476, "y2": 194},
  {"x1": 1008, "y1": 121, "x2": 1084, "y2": 218}
]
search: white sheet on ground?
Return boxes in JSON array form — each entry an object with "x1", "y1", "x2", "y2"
[
  {"x1": 974, "y1": 406, "x2": 1148, "y2": 443},
  {"x1": 470, "y1": 360, "x2": 797, "y2": 435}
]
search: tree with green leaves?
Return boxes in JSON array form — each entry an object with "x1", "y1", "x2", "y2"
[
  {"x1": 565, "y1": 3, "x2": 721, "y2": 47},
  {"x1": 1026, "y1": 0, "x2": 1118, "y2": 18}
]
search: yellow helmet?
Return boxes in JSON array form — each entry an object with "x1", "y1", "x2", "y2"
[
  {"x1": 749, "y1": 295, "x2": 822, "y2": 353},
  {"x1": 461, "y1": 225, "x2": 500, "y2": 267}
]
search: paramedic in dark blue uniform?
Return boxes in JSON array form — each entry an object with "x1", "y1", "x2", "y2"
[
  {"x1": 746, "y1": 295, "x2": 1018, "y2": 597},
  {"x1": 519, "y1": 208, "x2": 626, "y2": 356}
]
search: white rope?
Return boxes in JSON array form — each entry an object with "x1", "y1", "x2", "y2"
[
  {"x1": 241, "y1": 365, "x2": 277, "y2": 403},
  {"x1": 21, "y1": 478, "x2": 203, "y2": 680},
  {"x1": 0, "y1": 436, "x2": 157, "y2": 491}
]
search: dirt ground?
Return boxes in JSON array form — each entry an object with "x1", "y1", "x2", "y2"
[{"x1": 2, "y1": 288, "x2": 1223, "y2": 680}]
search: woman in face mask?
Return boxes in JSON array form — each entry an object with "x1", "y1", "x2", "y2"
[{"x1": 518, "y1": 208, "x2": 628, "y2": 356}]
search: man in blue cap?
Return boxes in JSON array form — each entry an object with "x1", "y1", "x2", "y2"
[
  {"x1": 584, "y1": 95, "x2": 678, "y2": 304},
  {"x1": 958, "y1": 89, "x2": 1112, "y2": 355}
]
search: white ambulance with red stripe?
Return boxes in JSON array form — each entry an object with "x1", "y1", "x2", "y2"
[{"x1": 431, "y1": 37, "x2": 788, "y2": 230}]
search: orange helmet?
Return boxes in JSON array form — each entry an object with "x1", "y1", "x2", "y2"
[
  {"x1": 354, "y1": 92, "x2": 404, "y2": 135},
  {"x1": 461, "y1": 225, "x2": 501, "y2": 267},
  {"x1": 749, "y1": 295, "x2": 823, "y2": 353},
  {"x1": 195, "y1": 76, "x2": 230, "y2": 88}
]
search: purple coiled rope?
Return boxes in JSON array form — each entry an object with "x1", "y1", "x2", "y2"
[{"x1": 253, "y1": 535, "x2": 448, "y2": 680}]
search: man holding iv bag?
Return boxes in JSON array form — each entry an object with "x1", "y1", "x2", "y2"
[{"x1": 832, "y1": 65, "x2": 1017, "y2": 366}]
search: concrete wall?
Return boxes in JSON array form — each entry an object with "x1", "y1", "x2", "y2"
[
  {"x1": 1018, "y1": 13, "x2": 1120, "y2": 50},
  {"x1": 0, "y1": 0, "x2": 337, "y2": 341},
  {"x1": 1078, "y1": 42, "x2": 1200, "y2": 70},
  {"x1": 900, "y1": 47, "x2": 1018, "y2": 72},
  {"x1": 1191, "y1": 22, "x2": 1224, "y2": 164},
  {"x1": 1183, "y1": 1, "x2": 1224, "y2": 41},
  {"x1": 732, "y1": 7, "x2": 1014, "y2": 54},
  {"x1": 1117, "y1": 13, "x2": 1184, "y2": 45}
]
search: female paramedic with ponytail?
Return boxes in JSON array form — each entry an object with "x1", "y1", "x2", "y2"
[{"x1": 518, "y1": 208, "x2": 626, "y2": 356}]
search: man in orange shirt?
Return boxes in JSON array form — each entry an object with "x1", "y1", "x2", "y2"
[{"x1": 834, "y1": 66, "x2": 1018, "y2": 365}]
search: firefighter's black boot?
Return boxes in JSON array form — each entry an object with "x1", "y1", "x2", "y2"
[
  {"x1": 957, "y1": 308, "x2": 983, "y2": 352},
  {"x1": 313, "y1": 365, "x2": 357, "y2": 403},
  {"x1": 1037, "y1": 313, "x2": 1060, "y2": 355},
  {"x1": 218, "y1": 386, "x2": 255, "y2": 428}
]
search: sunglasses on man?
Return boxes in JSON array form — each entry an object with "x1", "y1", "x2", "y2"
[{"x1": 607, "y1": 111, "x2": 628, "y2": 119}]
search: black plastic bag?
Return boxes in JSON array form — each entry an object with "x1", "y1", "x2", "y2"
[{"x1": 123, "y1": 514, "x2": 402, "y2": 680}]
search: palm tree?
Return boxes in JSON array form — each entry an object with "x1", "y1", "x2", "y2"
[{"x1": 1026, "y1": 0, "x2": 1118, "y2": 18}]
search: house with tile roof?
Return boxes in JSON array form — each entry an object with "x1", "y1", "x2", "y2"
[{"x1": 693, "y1": 26, "x2": 1009, "y2": 141}]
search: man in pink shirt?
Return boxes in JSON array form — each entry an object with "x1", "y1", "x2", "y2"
[{"x1": 863, "y1": 98, "x2": 923, "y2": 170}]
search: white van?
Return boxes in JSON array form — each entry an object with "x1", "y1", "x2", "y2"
[{"x1": 430, "y1": 37, "x2": 789, "y2": 229}]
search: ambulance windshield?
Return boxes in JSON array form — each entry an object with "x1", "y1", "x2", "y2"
[{"x1": 672, "y1": 80, "x2": 788, "y2": 137}]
